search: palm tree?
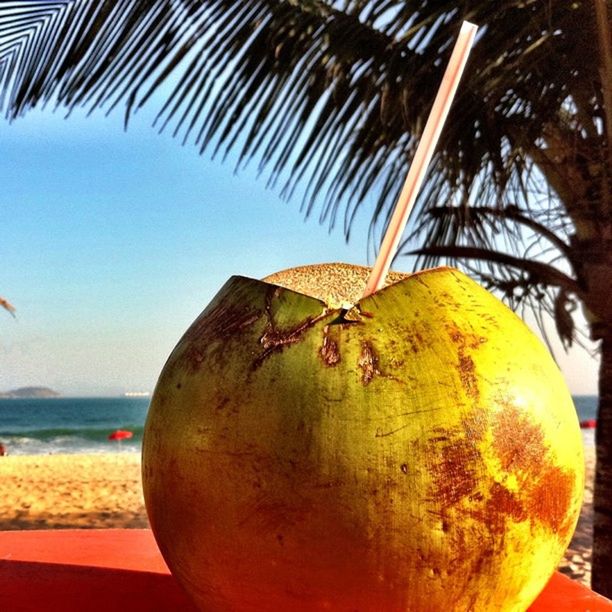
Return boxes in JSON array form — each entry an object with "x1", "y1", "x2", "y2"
[{"x1": 1, "y1": 0, "x2": 610, "y2": 594}]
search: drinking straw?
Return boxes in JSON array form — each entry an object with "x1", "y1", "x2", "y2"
[{"x1": 362, "y1": 21, "x2": 478, "y2": 298}]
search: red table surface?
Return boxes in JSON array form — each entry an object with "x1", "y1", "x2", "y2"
[{"x1": 0, "y1": 529, "x2": 610, "y2": 612}]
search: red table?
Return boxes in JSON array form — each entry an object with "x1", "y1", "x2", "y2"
[{"x1": 0, "y1": 529, "x2": 610, "y2": 611}]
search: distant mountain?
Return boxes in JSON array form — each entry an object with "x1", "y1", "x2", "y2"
[{"x1": 0, "y1": 386, "x2": 61, "y2": 398}]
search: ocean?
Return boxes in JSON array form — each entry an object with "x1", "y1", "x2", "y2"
[
  {"x1": 0, "y1": 397, "x2": 148, "y2": 455},
  {"x1": 0, "y1": 395, "x2": 599, "y2": 456}
]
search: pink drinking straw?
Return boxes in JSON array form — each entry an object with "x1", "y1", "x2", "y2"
[{"x1": 362, "y1": 21, "x2": 478, "y2": 298}]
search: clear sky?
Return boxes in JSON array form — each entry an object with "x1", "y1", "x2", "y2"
[{"x1": 1, "y1": 104, "x2": 599, "y2": 396}]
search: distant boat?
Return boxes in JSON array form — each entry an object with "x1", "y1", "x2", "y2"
[{"x1": 123, "y1": 391, "x2": 150, "y2": 398}]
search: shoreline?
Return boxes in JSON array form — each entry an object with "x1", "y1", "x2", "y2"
[{"x1": 0, "y1": 447, "x2": 595, "y2": 587}]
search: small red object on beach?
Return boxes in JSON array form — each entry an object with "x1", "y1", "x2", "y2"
[
  {"x1": 108, "y1": 429, "x2": 133, "y2": 441},
  {"x1": 580, "y1": 419, "x2": 597, "y2": 429}
]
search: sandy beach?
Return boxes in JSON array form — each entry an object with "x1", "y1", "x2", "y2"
[
  {"x1": 0, "y1": 447, "x2": 595, "y2": 587},
  {"x1": 0, "y1": 454, "x2": 148, "y2": 531}
]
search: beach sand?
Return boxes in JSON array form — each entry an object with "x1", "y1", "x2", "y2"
[
  {"x1": 0, "y1": 447, "x2": 595, "y2": 586},
  {"x1": 0, "y1": 453, "x2": 148, "y2": 531}
]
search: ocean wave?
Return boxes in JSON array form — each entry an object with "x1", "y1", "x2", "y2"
[
  {"x1": 0, "y1": 425, "x2": 144, "y2": 442},
  {"x1": 0, "y1": 434, "x2": 141, "y2": 455}
]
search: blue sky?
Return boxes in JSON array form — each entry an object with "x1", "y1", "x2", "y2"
[{"x1": 1, "y1": 104, "x2": 599, "y2": 395}]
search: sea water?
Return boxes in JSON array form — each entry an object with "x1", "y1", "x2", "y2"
[
  {"x1": 0, "y1": 395, "x2": 598, "y2": 456},
  {"x1": 0, "y1": 397, "x2": 148, "y2": 455}
]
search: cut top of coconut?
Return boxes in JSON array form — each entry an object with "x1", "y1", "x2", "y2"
[{"x1": 262, "y1": 262, "x2": 410, "y2": 310}]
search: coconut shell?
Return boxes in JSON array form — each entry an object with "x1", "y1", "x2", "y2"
[{"x1": 143, "y1": 264, "x2": 584, "y2": 611}]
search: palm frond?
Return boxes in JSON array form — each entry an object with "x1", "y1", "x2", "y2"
[
  {"x1": 1, "y1": 0, "x2": 608, "y2": 348},
  {"x1": 403, "y1": 181, "x2": 586, "y2": 349},
  {"x1": 0, "y1": 1, "x2": 604, "y2": 229}
]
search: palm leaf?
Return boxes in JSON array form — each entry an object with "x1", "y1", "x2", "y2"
[
  {"x1": 1, "y1": 1, "x2": 603, "y2": 226},
  {"x1": 0, "y1": 0, "x2": 607, "y2": 346}
]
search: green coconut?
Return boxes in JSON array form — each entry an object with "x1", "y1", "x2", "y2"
[{"x1": 142, "y1": 263, "x2": 584, "y2": 611}]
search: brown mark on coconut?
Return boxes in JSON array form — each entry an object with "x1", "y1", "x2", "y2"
[
  {"x1": 482, "y1": 483, "x2": 528, "y2": 535},
  {"x1": 251, "y1": 288, "x2": 330, "y2": 370},
  {"x1": 185, "y1": 346, "x2": 205, "y2": 371},
  {"x1": 404, "y1": 321, "x2": 428, "y2": 354},
  {"x1": 189, "y1": 302, "x2": 262, "y2": 345},
  {"x1": 462, "y1": 410, "x2": 488, "y2": 444},
  {"x1": 320, "y1": 326, "x2": 341, "y2": 366},
  {"x1": 491, "y1": 402, "x2": 547, "y2": 473},
  {"x1": 180, "y1": 301, "x2": 262, "y2": 371},
  {"x1": 356, "y1": 306, "x2": 374, "y2": 318},
  {"x1": 526, "y1": 463, "x2": 576, "y2": 541},
  {"x1": 458, "y1": 354, "x2": 478, "y2": 399},
  {"x1": 435, "y1": 290, "x2": 460, "y2": 309},
  {"x1": 423, "y1": 405, "x2": 577, "y2": 557},
  {"x1": 427, "y1": 432, "x2": 482, "y2": 508},
  {"x1": 358, "y1": 341, "x2": 380, "y2": 385},
  {"x1": 489, "y1": 401, "x2": 577, "y2": 540},
  {"x1": 215, "y1": 396, "x2": 230, "y2": 412},
  {"x1": 472, "y1": 465, "x2": 575, "y2": 542},
  {"x1": 446, "y1": 322, "x2": 480, "y2": 400}
]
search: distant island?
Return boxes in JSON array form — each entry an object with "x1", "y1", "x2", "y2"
[{"x1": 0, "y1": 386, "x2": 61, "y2": 398}]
